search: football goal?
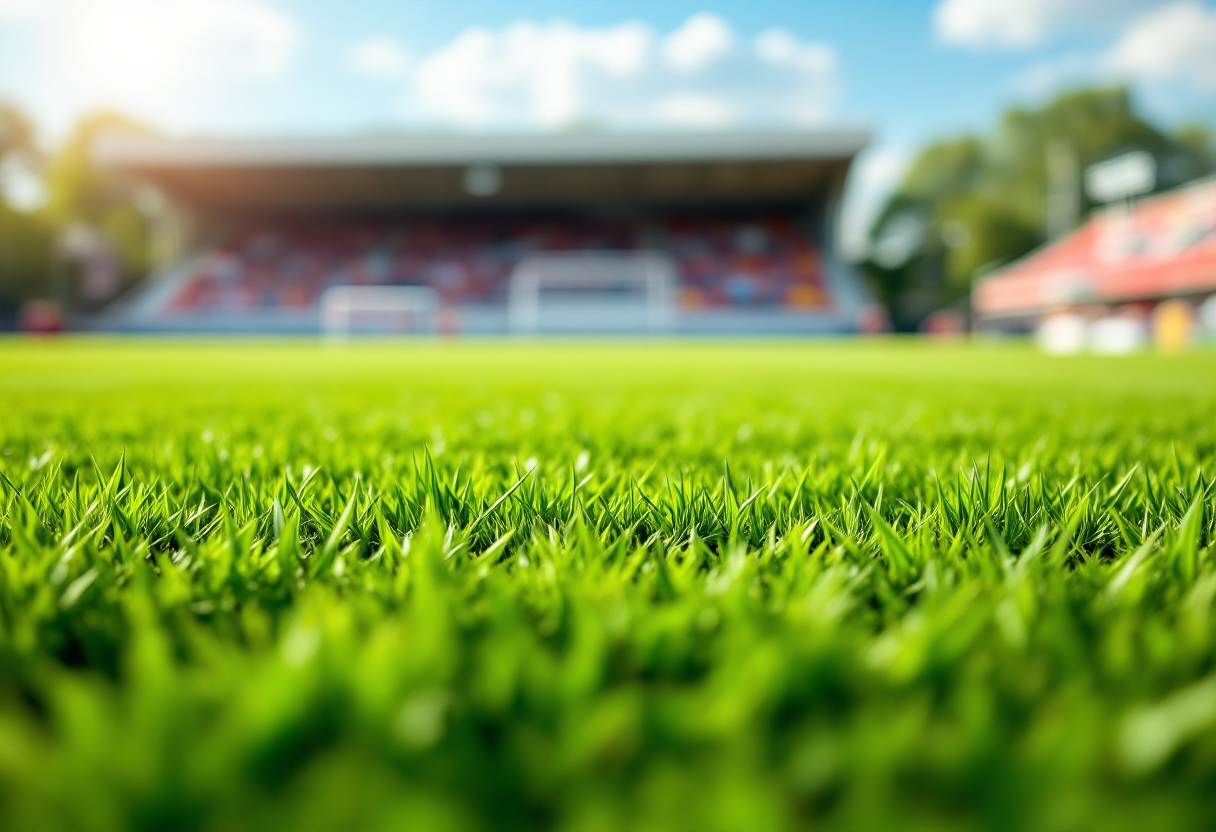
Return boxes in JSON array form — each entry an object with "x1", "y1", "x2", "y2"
[
  {"x1": 507, "y1": 251, "x2": 677, "y2": 334},
  {"x1": 319, "y1": 285, "x2": 440, "y2": 338}
]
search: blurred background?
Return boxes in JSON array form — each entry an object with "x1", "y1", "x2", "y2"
[{"x1": 0, "y1": 0, "x2": 1213, "y2": 346}]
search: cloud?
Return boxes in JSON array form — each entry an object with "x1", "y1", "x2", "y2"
[
  {"x1": 1105, "y1": 1, "x2": 1216, "y2": 90},
  {"x1": 653, "y1": 94, "x2": 735, "y2": 128},
  {"x1": 372, "y1": 15, "x2": 839, "y2": 131},
  {"x1": 755, "y1": 29, "x2": 836, "y2": 75},
  {"x1": 1009, "y1": 1, "x2": 1216, "y2": 98},
  {"x1": 662, "y1": 13, "x2": 734, "y2": 73},
  {"x1": 351, "y1": 37, "x2": 411, "y2": 79},
  {"x1": 0, "y1": 0, "x2": 56, "y2": 15},
  {"x1": 0, "y1": 0, "x2": 298, "y2": 131},
  {"x1": 839, "y1": 148, "x2": 908, "y2": 261},
  {"x1": 409, "y1": 20, "x2": 651, "y2": 127},
  {"x1": 934, "y1": 0, "x2": 1158, "y2": 49},
  {"x1": 1007, "y1": 52, "x2": 1098, "y2": 98}
]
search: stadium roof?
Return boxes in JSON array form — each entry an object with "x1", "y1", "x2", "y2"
[
  {"x1": 93, "y1": 129, "x2": 870, "y2": 214},
  {"x1": 94, "y1": 130, "x2": 870, "y2": 168}
]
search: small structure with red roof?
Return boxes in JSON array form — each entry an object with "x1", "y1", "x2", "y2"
[{"x1": 974, "y1": 176, "x2": 1216, "y2": 329}]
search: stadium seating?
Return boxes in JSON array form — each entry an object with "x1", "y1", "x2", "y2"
[
  {"x1": 163, "y1": 215, "x2": 830, "y2": 316},
  {"x1": 664, "y1": 215, "x2": 827, "y2": 310}
]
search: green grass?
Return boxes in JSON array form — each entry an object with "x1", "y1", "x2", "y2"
[{"x1": 2, "y1": 338, "x2": 1216, "y2": 831}]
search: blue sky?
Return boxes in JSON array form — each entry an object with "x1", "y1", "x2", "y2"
[{"x1": 1, "y1": 0, "x2": 1214, "y2": 250}]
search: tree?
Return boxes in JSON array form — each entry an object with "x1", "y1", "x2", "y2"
[
  {"x1": 0, "y1": 202, "x2": 53, "y2": 316},
  {"x1": 43, "y1": 111, "x2": 154, "y2": 270},
  {"x1": 0, "y1": 102, "x2": 51, "y2": 317},
  {"x1": 40, "y1": 111, "x2": 157, "y2": 308},
  {"x1": 862, "y1": 87, "x2": 1215, "y2": 330},
  {"x1": 1, "y1": 108, "x2": 159, "y2": 316}
]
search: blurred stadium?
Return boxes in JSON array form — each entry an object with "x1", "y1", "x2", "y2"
[
  {"x1": 84, "y1": 129, "x2": 874, "y2": 335},
  {"x1": 975, "y1": 170, "x2": 1216, "y2": 351},
  {"x1": 1, "y1": 10, "x2": 1213, "y2": 345},
  {"x1": 7, "y1": 4, "x2": 1216, "y2": 830}
]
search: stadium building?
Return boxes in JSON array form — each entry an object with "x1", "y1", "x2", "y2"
[
  {"x1": 974, "y1": 175, "x2": 1216, "y2": 335},
  {"x1": 93, "y1": 129, "x2": 872, "y2": 335}
]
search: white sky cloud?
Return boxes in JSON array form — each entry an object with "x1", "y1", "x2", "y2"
[
  {"x1": 653, "y1": 93, "x2": 736, "y2": 128},
  {"x1": 0, "y1": 0, "x2": 47, "y2": 13},
  {"x1": 1007, "y1": 52, "x2": 1096, "y2": 98},
  {"x1": 376, "y1": 15, "x2": 839, "y2": 131},
  {"x1": 934, "y1": 0, "x2": 1158, "y2": 49},
  {"x1": 755, "y1": 29, "x2": 836, "y2": 75},
  {"x1": 1105, "y1": 1, "x2": 1216, "y2": 90},
  {"x1": 350, "y1": 37, "x2": 411, "y2": 79},
  {"x1": 0, "y1": 0, "x2": 298, "y2": 133},
  {"x1": 408, "y1": 20, "x2": 651, "y2": 127},
  {"x1": 661, "y1": 13, "x2": 734, "y2": 73},
  {"x1": 1010, "y1": 0, "x2": 1216, "y2": 99}
]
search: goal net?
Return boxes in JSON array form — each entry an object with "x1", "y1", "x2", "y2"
[
  {"x1": 508, "y1": 251, "x2": 676, "y2": 334},
  {"x1": 319, "y1": 286, "x2": 439, "y2": 338}
]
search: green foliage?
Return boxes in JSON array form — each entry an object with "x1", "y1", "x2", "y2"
[
  {"x1": 865, "y1": 87, "x2": 1215, "y2": 328},
  {"x1": 0, "y1": 105, "x2": 156, "y2": 310},
  {"x1": 0, "y1": 202, "x2": 53, "y2": 311},
  {"x1": 38, "y1": 111, "x2": 153, "y2": 303},
  {"x1": 42, "y1": 111, "x2": 149, "y2": 229},
  {"x1": 0, "y1": 102, "x2": 49, "y2": 312},
  {"x1": 936, "y1": 191, "x2": 1040, "y2": 291},
  {"x1": 900, "y1": 137, "x2": 986, "y2": 205},
  {"x1": 2, "y1": 340, "x2": 1216, "y2": 831},
  {"x1": 1175, "y1": 124, "x2": 1216, "y2": 173}
]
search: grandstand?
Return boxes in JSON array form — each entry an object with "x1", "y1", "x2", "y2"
[
  {"x1": 93, "y1": 130, "x2": 871, "y2": 334},
  {"x1": 975, "y1": 175, "x2": 1216, "y2": 328}
]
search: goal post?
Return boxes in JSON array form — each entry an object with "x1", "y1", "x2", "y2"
[
  {"x1": 508, "y1": 251, "x2": 677, "y2": 334},
  {"x1": 319, "y1": 285, "x2": 440, "y2": 338}
]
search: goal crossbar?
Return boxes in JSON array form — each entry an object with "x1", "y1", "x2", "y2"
[
  {"x1": 508, "y1": 251, "x2": 676, "y2": 334},
  {"x1": 319, "y1": 285, "x2": 440, "y2": 338}
]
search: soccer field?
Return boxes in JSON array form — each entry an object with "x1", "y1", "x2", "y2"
[{"x1": 2, "y1": 339, "x2": 1216, "y2": 831}]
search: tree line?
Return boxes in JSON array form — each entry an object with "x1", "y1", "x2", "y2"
[
  {"x1": 861, "y1": 87, "x2": 1215, "y2": 330},
  {"x1": 0, "y1": 108, "x2": 152, "y2": 321}
]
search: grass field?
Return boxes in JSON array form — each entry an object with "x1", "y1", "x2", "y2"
[{"x1": 2, "y1": 338, "x2": 1216, "y2": 831}]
